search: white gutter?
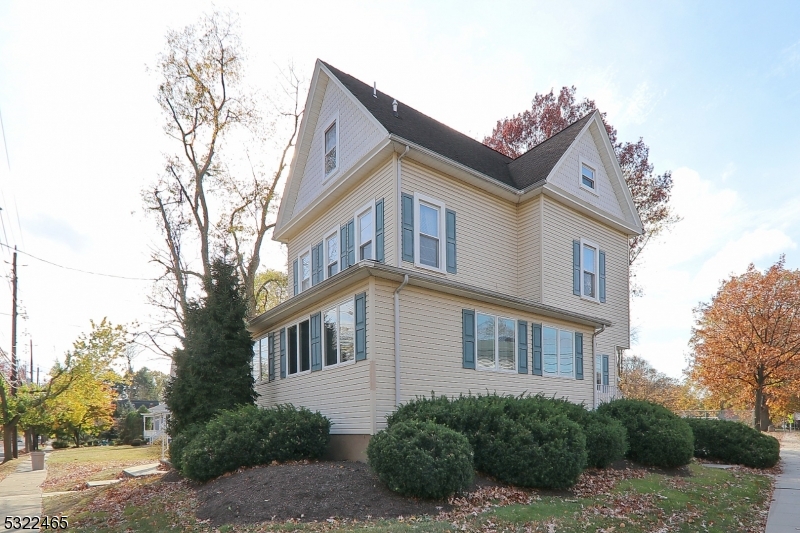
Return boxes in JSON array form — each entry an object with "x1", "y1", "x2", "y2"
[
  {"x1": 592, "y1": 324, "x2": 606, "y2": 410},
  {"x1": 394, "y1": 274, "x2": 409, "y2": 406},
  {"x1": 396, "y1": 144, "x2": 410, "y2": 266}
]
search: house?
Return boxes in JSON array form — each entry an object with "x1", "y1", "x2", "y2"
[{"x1": 248, "y1": 60, "x2": 641, "y2": 461}]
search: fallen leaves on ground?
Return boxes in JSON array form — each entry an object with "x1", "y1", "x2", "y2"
[{"x1": 42, "y1": 458, "x2": 160, "y2": 492}]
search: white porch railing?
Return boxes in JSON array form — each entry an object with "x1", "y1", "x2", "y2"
[{"x1": 595, "y1": 384, "x2": 620, "y2": 409}]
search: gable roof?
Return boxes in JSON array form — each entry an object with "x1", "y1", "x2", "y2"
[
  {"x1": 322, "y1": 62, "x2": 601, "y2": 192},
  {"x1": 322, "y1": 62, "x2": 517, "y2": 187}
]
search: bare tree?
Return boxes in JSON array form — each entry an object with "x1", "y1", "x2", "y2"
[{"x1": 143, "y1": 11, "x2": 302, "y2": 349}]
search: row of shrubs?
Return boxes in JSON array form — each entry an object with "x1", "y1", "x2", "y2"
[
  {"x1": 170, "y1": 404, "x2": 331, "y2": 481},
  {"x1": 368, "y1": 395, "x2": 780, "y2": 499}
]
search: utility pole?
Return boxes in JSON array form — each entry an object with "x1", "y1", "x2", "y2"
[
  {"x1": 10, "y1": 246, "x2": 18, "y2": 459},
  {"x1": 29, "y1": 339, "x2": 33, "y2": 383}
]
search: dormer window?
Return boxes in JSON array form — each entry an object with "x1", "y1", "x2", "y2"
[
  {"x1": 300, "y1": 251, "x2": 311, "y2": 292},
  {"x1": 581, "y1": 163, "x2": 596, "y2": 190},
  {"x1": 324, "y1": 120, "x2": 338, "y2": 176}
]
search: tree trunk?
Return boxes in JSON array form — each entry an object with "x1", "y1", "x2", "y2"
[
  {"x1": 754, "y1": 387, "x2": 769, "y2": 431},
  {"x1": 11, "y1": 426, "x2": 17, "y2": 458},
  {"x1": 2, "y1": 425, "x2": 13, "y2": 463}
]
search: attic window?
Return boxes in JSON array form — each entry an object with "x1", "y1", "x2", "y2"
[
  {"x1": 324, "y1": 120, "x2": 338, "y2": 176},
  {"x1": 581, "y1": 163, "x2": 596, "y2": 190}
]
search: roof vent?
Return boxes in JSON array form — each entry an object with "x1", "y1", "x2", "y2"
[
  {"x1": 373, "y1": 82, "x2": 377, "y2": 98},
  {"x1": 392, "y1": 99, "x2": 398, "y2": 117}
]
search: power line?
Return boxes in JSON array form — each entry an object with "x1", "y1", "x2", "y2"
[{"x1": 0, "y1": 243, "x2": 155, "y2": 281}]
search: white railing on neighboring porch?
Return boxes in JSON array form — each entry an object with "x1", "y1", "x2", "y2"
[{"x1": 595, "y1": 384, "x2": 620, "y2": 409}]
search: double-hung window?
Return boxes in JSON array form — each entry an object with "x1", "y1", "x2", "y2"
[
  {"x1": 324, "y1": 120, "x2": 338, "y2": 177},
  {"x1": 323, "y1": 300, "x2": 355, "y2": 367},
  {"x1": 581, "y1": 239, "x2": 598, "y2": 300},
  {"x1": 300, "y1": 251, "x2": 311, "y2": 292},
  {"x1": 581, "y1": 162, "x2": 596, "y2": 190},
  {"x1": 325, "y1": 230, "x2": 339, "y2": 278},
  {"x1": 413, "y1": 193, "x2": 446, "y2": 272},
  {"x1": 287, "y1": 320, "x2": 311, "y2": 375},
  {"x1": 476, "y1": 313, "x2": 516, "y2": 372},
  {"x1": 252, "y1": 340, "x2": 262, "y2": 381},
  {"x1": 542, "y1": 326, "x2": 575, "y2": 378},
  {"x1": 355, "y1": 203, "x2": 374, "y2": 261}
]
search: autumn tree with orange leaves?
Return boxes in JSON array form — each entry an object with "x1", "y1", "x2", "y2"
[{"x1": 690, "y1": 258, "x2": 800, "y2": 431}]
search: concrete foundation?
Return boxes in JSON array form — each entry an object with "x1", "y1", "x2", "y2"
[{"x1": 324, "y1": 434, "x2": 371, "y2": 462}]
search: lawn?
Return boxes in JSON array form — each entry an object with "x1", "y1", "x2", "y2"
[
  {"x1": 43, "y1": 444, "x2": 161, "y2": 492},
  {"x1": 43, "y1": 462, "x2": 773, "y2": 533}
]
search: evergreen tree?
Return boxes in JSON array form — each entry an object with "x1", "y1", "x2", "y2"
[{"x1": 165, "y1": 258, "x2": 256, "y2": 435}]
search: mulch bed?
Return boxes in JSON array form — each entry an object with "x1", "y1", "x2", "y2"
[{"x1": 195, "y1": 461, "x2": 496, "y2": 525}]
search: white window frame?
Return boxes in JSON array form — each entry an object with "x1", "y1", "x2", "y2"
[
  {"x1": 579, "y1": 156, "x2": 599, "y2": 195},
  {"x1": 474, "y1": 312, "x2": 518, "y2": 373},
  {"x1": 541, "y1": 324, "x2": 576, "y2": 379},
  {"x1": 413, "y1": 193, "x2": 447, "y2": 273},
  {"x1": 354, "y1": 200, "x2": 376, "y2": 263},
  {"x1": 322, "y1": 297, "x2": 357, "y2": 370},
  {"x1": 298, "y1": 248, "x2": 312, "y2": 293},
  {"x1": 323, "y1": 114, "x2": 340, "y2": 180},
  {"x1": 579, "y1": 238, "x2": 600, "y2": 303},
  {"x1": 252, "y1": 339, "x2": 262, "y2": 382},
  {"x1": 286, "y1": 318, "x2": 312, "y2": 378},
  {"x1": 323, "y1": 227, "x2": 340, "y2": 280}
]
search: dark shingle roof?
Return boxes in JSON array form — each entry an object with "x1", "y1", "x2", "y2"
[{"x1": 322, "y1": 62, "x2": 595, "y2": 191}]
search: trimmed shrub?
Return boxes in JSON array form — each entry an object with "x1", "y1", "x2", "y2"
[
  {"x1": 598, "y1": 399, "x2": 694, "y2": 468},
  {"x1": 686, "y1": 418, "x2": 780, "y2": 468},
  {"x1": 368, "y1": 420, "x2": 474, "y2": 499},
  {"x1": 131, "y1": 438, "x2": 144, "y2": 446},
  {"x1": 581, "y1": 413, "x2": 628, "y2": 468},
  {"x1": 180, "y1": 404, "x2": 330, "y2": 481},
  {"x1": 168, "y1": 424, "x2": 202, "y2": 473},
  {"x1": 52, "y1": 440, "x2": 69, "y2": 449}
]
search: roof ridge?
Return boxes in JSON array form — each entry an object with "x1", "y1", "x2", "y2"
[{"x1": 512, "y1": 111, "x2": 596, "y2": 163}]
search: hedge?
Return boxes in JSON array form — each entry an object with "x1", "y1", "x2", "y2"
[
  {"x1": 178, "y1": 404, "x2": 330, "y2": 481},
  {"x1": 598, "y1": 399, "x2": 694, "y2": 468},
  {"x1": 368, "y1": 420, "x2": 474, "y2": 499},
  {"x1": 686, "y1": 418, "x2": 780, "y2": 468}
]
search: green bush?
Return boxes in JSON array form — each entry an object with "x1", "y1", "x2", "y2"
[
  {"x1": 368, "y1": 420, "x2": 474, "y2": 499},
  {"x1": 168, "y1": 424, "x2": 202, "y2": 472},
  {"x1": 581, "y1": 413, "x2": 628, "y2": 468},
  {"x1": 686, "y1": 418, "x2": 780, "y2": 468},
  {"x1": 598, "y1": 399, "x2": 694, "y2": 468},
  {"x1": 52, "y1": 440, "x2": 69, "y2": 449},
  {"x1": 131, "y1": 438, "x2": 144, "y2": 446},
  {"x1": 179, "y1": 404, "x2": 330, "y2": 482}
]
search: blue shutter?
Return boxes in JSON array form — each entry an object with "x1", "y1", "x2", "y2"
[
  {"x1": 575, "y1": 332, "x2": 584, "y2": 380},
  {"x1": 279, "y1": 328, "x2": 286, "y2": 379},
  {"x1": 268, "y1": 333, "x2": 275, "y2": 382},
  {"x1": 347, "y1": 219, "x2": 356, "y2": 267},
  {"x1": 310, "y1": 312, "x2": 322, "y2": 371},
  {"x1": 599, "y1": 250, "x2": 606, "y2": 303},
  {"x1": 292, "y1": 259, "x2": 299, "y2": 296},
  {"x1": 355, "y1": 292, "x2": 367, "y2": 361},
  {"x1": 311, "y1": 242, "x2": 323, "y2": 285},
  {"x1": 517, "y1": 320, "x2": 528, "y2": 374},
  {"x1": 532, "y1": 323, "x2": 542, "y2": 376},
  {"x1": 602, "y1": 355, "x2": 609, "y2": 386},
  {"x1": 340, "y1": 223, "x2": 349, "y2": 269},
  {"x1": 375, "y1": 199, "x2": 385, "y2": 263},
  {"x1": 573, "y1": 240, "x2": 581, "y2": 296},
  {"x1": 446, "y1": 209, "x2": 457, "y2": 274},
  {"x1": 462, "y1": 309, "x2": 475, "y2": 369},
  {"x1": 401, "y1": 193, "x2": 414, "y2": 262}
]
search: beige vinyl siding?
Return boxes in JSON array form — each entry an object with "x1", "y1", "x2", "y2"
[
  {"x1": 291, "y1": 76, "x2": 385, "y2": 217},
  {"x1": 255, "y1": 280, "x2": 373, "y2": 434},
  {"x1": 371, "y1": 281, "x2": 595, "y2": 428},
  {"x1": 517, "y1": 197, "x2": 542, "y2": 302},
  {"x1": 547, "y1": 123, "x2": 626, "y2": 220},
  {"x1": 401, "y1": 160, "x2": 518, "y2": 296},
  {"x1": 540, "y1": 196, "x2": 630, "y2": 386},
  {"x1": 287, "y1": 158, "x2": 395, "y2": 293}
]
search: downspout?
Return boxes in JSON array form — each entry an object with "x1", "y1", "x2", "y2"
[
  {"x1": 394, "y1": 274, "x2": 409, "y2": 406},
  {"x1": 396, "y1": 144, "x2": 410, "y2": 266},
  {"x1": 591, "y1": 324, "x2": 606, "y2": 410}
]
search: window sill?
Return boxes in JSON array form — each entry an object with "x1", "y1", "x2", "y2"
[
  {"x1": 414, "y1": 261, "x2": 446, "y2": 275},
  {"x1": 542, "y1": 373, "x2": 577, "y2": 380},
  {"x1": 286, "y1": 370, "x2": 312, "y2": 379},
  {"x1": 322, "y1": 168, "x2": 340, "y2": 185},
  {"x1": 579, "y1": 183, "x2": 599, "y2": 196},
  {"x1": 579, "y1": 294, "x2": 601, "y2": 304},
  {"x1": 322, "y1": 359, "x2": 356, "y2": 371},
  {"x1": 476, "y1": 365, "x2": 518, "y2": 373}
]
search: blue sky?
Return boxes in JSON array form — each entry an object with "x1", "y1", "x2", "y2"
[{"x1": 0, "y1": 1, "x2": 798, "y2": 377}]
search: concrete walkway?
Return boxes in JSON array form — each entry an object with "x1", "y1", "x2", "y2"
[
  {"x1": 766, "y1": 432, "x2": 800, "y2": 533},
  {"x1": 0, "y1": 455, "x2": 47, "y2": 532}
]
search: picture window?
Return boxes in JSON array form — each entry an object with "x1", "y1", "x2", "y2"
[{"x1": 476, "y1": 313, "x2": 516, "y2": 372}]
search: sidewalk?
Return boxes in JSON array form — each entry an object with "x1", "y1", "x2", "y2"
[
  {"x1": 766, "y1": 432, "x2": 800, "y2": 533},
  {"x1": 0, "y1": 455, "x2": 46, "y2": 532}
]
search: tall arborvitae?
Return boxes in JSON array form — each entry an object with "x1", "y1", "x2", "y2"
[{"x1": 166, "y1": 258, "x2": 256, "y2": 436}]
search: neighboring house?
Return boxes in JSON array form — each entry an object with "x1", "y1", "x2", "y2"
[
  {"x1": 249, "y1": 60, "x2": 641, "y2": 460},
  {"x1": 142, "y1": 403, "x2": 170, "y2": 444}
]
